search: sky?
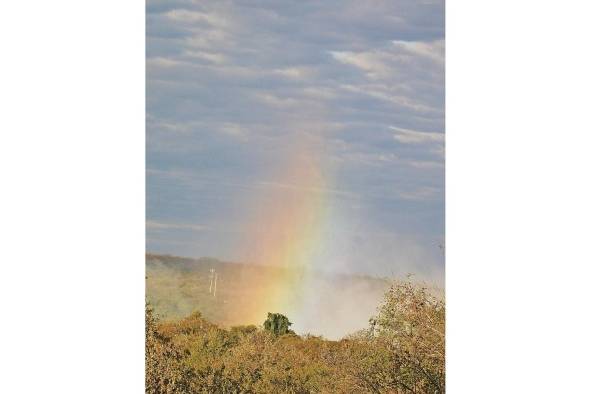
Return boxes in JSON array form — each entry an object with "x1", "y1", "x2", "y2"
[{"x1": 147, "y1": 0, "x2": 445, "y2": 283}]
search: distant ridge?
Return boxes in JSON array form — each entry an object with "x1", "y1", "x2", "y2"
[{"x1": 145, "y1": 253, "x2": 392, "y2": 338}]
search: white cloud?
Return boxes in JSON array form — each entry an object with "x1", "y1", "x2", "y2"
[
  {"x1": 165, "y1": 9, "x2": 229, "y2": 28},
  {"x1": 147, "y1": 57, "x2": 182, "y2": 68},
  {"x1": 332, "y1": 40, "x2": 444, "y2": 80},
  {"x1": 340, "y1": 84, "x2": 441, "y2": 114},
  {"x1": 331, "y1": 50, "x2": 390, "y2": 80},
  {"x1": 273, "y1": 67, "x2": 314, "y2": 79},
  {"x1": 184, "y1": 50, "x2": 226, "y2": 64},
  {"x1": 146, "y1": 220, "x2": 206, "y2": 232},
  {"x1": 391, "y1": 40, "x2": 445, "y2": 65},
  {"x1": 390, "y1": 125, "x2": 444, "y2": 144},
  {"x1": 254, "y1": 92, "x2": 301, "y2": 108}
]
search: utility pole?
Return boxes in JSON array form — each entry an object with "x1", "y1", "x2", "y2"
[
  {"x1": 215, "y1": 273, "x2": 218, "y2": 297},
  {"x1": 209, "y1": 268, "x2": 215, "y2": 294}
]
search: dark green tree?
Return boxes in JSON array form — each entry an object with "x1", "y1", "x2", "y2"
[{"x1": 263, "y1": 312, "x2": 293, "y2": 336}]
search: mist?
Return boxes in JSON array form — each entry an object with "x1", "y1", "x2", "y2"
[{"x1": 146, "y1": 254, "x2": 442, "y2": 340}]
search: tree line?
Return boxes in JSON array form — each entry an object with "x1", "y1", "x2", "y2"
[{"x1": 146, "y1": 280, "x2": 445, "y2": 393}]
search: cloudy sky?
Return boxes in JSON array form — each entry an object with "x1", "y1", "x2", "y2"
[{"x1": 147, "y1": 0, "x2": 444, "y2": 282}]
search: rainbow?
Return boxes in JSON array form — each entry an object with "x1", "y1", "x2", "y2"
[{"x1": 234, "y1": 137, "x2": 333, "y2": 329}]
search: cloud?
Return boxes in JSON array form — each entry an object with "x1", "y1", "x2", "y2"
[
  {"x1": 392, "y1": 39, "x2": 445, "y2": 65},
  {"x1": 164, "y1": 9, "x2": 228, "y2": 27},
  {"x1": 217, "y1": 123, "x2": 249, "y2": 139},
  {"x1": 398, "y1": 186, "x2": 441, "y2": 201},
  {"x1": 272, "y1": 67, "x2": 314, "y2": 80},
  {"x1": 146, "y1": 0, "x2": 445, "y2": 280},
  {"x1": 184, "y1": 50, "x2": 226, "y2": 64},
  {"x1": 390, "y1": 125, "x2": 444, "y2": 144},
  {"x1": 147, "y1": 220, "x2": 206, "y2": 232}
]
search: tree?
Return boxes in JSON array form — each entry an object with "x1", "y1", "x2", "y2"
[
  {"x1": 372, "y1": 281, "x2": 445, "y2": 393},
  {"x1": 263, "y1": 312, "x2": 293, "y2": 336}
]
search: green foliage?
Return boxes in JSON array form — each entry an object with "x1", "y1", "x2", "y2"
[
  {"x1": 263, "y1": 312, "x2": 293, "y2": 336},
  {"x1": 145, "y1": 280, "x2": 445, "y2": 393}
]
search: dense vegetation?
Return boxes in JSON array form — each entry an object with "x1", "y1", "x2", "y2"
[{"x1": 146, "y1": 280, "x2": 445, "y2": 393}]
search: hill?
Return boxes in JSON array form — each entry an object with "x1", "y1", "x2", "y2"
[{"x1": 146, "y1": 254, "x2": 392, "y2": 339}]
